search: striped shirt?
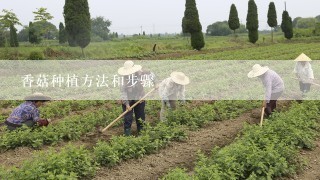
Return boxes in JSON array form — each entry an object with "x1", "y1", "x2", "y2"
[
  {"x1": 7, "y1": 101, "x2": 40, "y2": 125},
  {"x1": 260, "y1": 70, "x2": 284, "y2": 103}
]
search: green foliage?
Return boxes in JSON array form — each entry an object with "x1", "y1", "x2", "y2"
[
  {"x1": 207, "y1": 21, "x2": 246, "y2": 36},
  {"x1": 9, "y1": 24, "x2": 18, "y2": 47},
  {"x1": 267, "y1": 2, "x2": 277, "y2": 42},
  {"x1": 294, "y1": 28, "x2": 314, "y2": 38},
  {"x1": 182, "y1": 0, "x2": 202, "y2": 34},
  {"x1": 91, "y1": 16, "x2": 111, "y2": 40},
  {"x1": 0, "y1": 29, "x2": 6, "y2": 47},
  {"x1": 267, "y1": 2, "x2": 277, "y2": 28},
  {"x1": 28, "y1": 51, "x2": 44, "y2": 60},
  {"x1": 228, "y1": 4, "x2": 240, "y2": 32},
  {"x1": 64, "y1": 0, "x2": 91, "y2": 49},
  {"x1": 28, "y1": 22, "x2": 41, "y2": 44},
  {"x1": 246, "y1": 0, "x2": 259, "y2": 43},
  {"x1": 248, "y1": 29, "x2": 259, "y2": 44},
  {"x1": 32, "y1": 21, "x2": 58, "y2": 40},
  {"x1": 59, "y1": 22, "x2": 67, "y2": 44},
  {"x1": 32, "y1": 7, "x2": 53, "y2": 22},
  {"x1": 281, "y1": 11, "x2": 293, "y2": 40},
  {"x1": 162, "y1": 168, "x2": 191, "y2": 180},
  {"x1": 314, "y1": 22, "x2": 320, "y2": 36},
  {"x1": 191, "y1": 31, "x2": 205, "y2": 50},
  {"x1": 17, "y1": 26, "x2": 29, "y2": 42},
  {"x1": 0, "y1": 9, "x2": 22, "y2": 28},
  {"x1": 174, "y1": 101, "x2": 320, "y2": 180},
  {"x1": 94, "y1": 122, "x2": 186, "y2": 167},
  {"x1": 1, "y1": 145, "x2": 97, "y2": 179},
  {"x1": 296, "y1": 18, "x2": 316, "y2": 29}
]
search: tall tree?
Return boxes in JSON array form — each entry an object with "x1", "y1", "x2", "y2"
[
  {"x1": 182, "y1": 0, "x2": 204, "y2": 50},
  {"x1": 281, "y1": 10, "x2": 293, "y2": 40},
  {"x1": 9, "y1": 24, "x2": 18, "y2": 47},
  {"x1": 59, "y1": 22, "x2": 67, "y2": 44},
  {"x1": 91, "y1": 16, "x2": 111, "y2": 40},
  {"x1": 29, "y1": 21, "x2": 41, "y2": 44},
  {"x1": 228, "y1": 4, "x2": 240, "y2": 37},
  {"x1": 0, "y1": 9, "x2": 21, "y2": 46},
  {"x1": 246, "y1": 0, "x2": 259, "y2": 44},
  {"x1": 33, "y1": 7, "x2": 54, "y2": 40},
  {"x1": 64, "y1": 0, "x2": 91, "y2": 55},
  {"x1": 267, "y1": 2, "x2": 277, "y2": 42}
]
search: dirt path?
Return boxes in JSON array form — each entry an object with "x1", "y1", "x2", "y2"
[
  {"x1": 289, "y1": 139, "x2": 320, "y2": 180},
  {"x1": 94, "y1": 109, "x2": 260, "y2": 180}
]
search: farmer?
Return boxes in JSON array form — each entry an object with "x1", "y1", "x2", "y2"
[
  {"x1": 293, "y1": 53, "x2": 314, "y2": 96},
  {"x1": 5, "y1": 92, "x2": 51, "y2": 131},
  {"x1": 159, "y1": 72, "x2": 189, "y2": 121},
  {"x1": 118, "y1": 60, "x2": 155, "y2": 136},
  {"x1": 248, "y1": 64, "x2": 284, "y2": 118}
]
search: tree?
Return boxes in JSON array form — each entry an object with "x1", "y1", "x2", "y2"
[
  {"x1": 228, "y1": 4, "x2": 240, "y2": 37},
  {"x1": 18, "y1": 26, "x2": 29, "y2": 42},
  {"x1": 59, "y1": 22, "x2": 67, "y2": 44},
  {"x1": 9, "y1": 24, "x2": 18, "y2": 47},
  {"x1": 182, "y1": 0, "x2": 205, "y2": 50},
  {"x1": 292, "y1": 17, "x2": 302, "y2": 28},
  {"x1": 0, "y1": 25, "x2": 6, "y2": 47},
  {"x1": 91, "y1": 16, "x2": 111, "y2": 40},
  {"x1": 32, "y1": 21, "x2": 58, "y2": 40},
  {"x1": 267, "y1": 2, "x2": 277, "y2": 42},
  {"x1": 64, "y1": 0, "x2": 91, "y2": 55},
  {"x1": 29, "y1": 22, "x2": 41, "y2": 44},
  {"x1": 281, "y1": 10, "x2": 293, "y2": 40},
  {"x1": 182, "y1": 0, "x2": 202, "y2": 34},
  {"x1": 316, "y1": 15, "x2": 320, "y2": 22},
  {"x1": 33, "y1": 7, "x2": 54, "y2": 40},
  {"x1": 33, "y1": 8, "x2": 53, "y2": 22},
  {"x1": 246, "y1": 0, "x2": 259, "y2": 43},
  {"x1": 191, "y1": 31, "x2": 204, "y2": 50},
  {"x1": 296, "y1": 18, "x2": 316, "y2": 29},
  {"x1": 207, "y1": 21, "x2": 246, "y2": 36},
  {"x1": 0, "y1": 9, "x2": 22, "y2": 28}
]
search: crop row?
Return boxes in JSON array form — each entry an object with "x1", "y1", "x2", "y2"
[
  {"x1": 162, "y1": 100, "x2": 320, "y2": 180},
  {"x1": 0, "y1": 100, "x2": 259, "y2": 179}
]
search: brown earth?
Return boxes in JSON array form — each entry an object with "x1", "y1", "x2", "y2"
[
  {"x1": 93, "y1": 110, "x2": 260, "y2": 180},
  {"x1": 284, "y1": 139, "x2": 320, "y2": 180}
]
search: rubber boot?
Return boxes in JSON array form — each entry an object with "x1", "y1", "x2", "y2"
[{"x1": 124, "y1": 128, "x2": 131, "y2": 136}]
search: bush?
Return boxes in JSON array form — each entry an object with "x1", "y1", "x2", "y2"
[
  {"x1": 191, "y1": 31, "x2": 205, "y2": 50},
  {"x1": 29, "y1": 51, "x2": 45, "y2": 60}
]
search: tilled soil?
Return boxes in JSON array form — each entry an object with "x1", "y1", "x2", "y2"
[{"x1": 94, "y1": 110, "x2": 260, "y2": 180}]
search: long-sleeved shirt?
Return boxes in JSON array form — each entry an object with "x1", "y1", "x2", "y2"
[
  {"x1": 120, "y1": 71, "x2": 155, "y2": 105},
  {"x1": 260, "y1": 70, "x2": 284, "y2": 103},
  {"x1": 293, "y1": 62, "x2": 314, "y2": 83},
  {"x1": 158, "y1": 77, "x2": 185, "y2": 101},
  {"x1": 6, "y1": 101, "x2": 40, "y2": 125}
]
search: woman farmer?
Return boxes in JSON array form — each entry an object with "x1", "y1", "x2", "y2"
[
  {"x1": 118, "y1": 61, "x2": 155, "y2": 136},
  {"x1": 159, "y1": 72, "x2": 189, "y2": 121},
  {"x1": 248, "y1": 64, "x2": 284, "y2": 118},
  {"x1": 5, "y1": 92, "x2": 51, "y2": 131},
  {"x1": 293, "y1": 53, "x2": 314, "y2": 96}
]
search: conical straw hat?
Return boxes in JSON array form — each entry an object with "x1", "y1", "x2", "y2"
[{"x1": 294, "y1": 53, "x2": 312, "y2": 61}]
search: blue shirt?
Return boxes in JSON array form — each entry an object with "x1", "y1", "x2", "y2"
[{"x1": 7, "y1": 101, "x2": 40, "y2": 125}]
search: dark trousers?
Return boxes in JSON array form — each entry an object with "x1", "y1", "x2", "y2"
[
  {"x1": 299, "y1": 82, "x2": 311, "y2": 93},
  {"x1": 5, "y1": 120, "x2": 36, "y2": 131},
  {"x1": 265, "y1": 91, "x2": 283, "y2": 117},
  {"x1": 122, "y1": 101, "x2": 145, "y2": 131}
]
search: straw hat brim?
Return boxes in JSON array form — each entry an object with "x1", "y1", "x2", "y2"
[
  {"x1": 247, "y1": 67, "x2": 269, "y2": 78},
  {"x1": 170, "y1": 72, "x2": 190, "y2": 85},
  {"x1": 24, "y1": 94, "x2": 51, "y2": 101},
  {"x1": 118, "y1": 65, "x2": 142, "y2": 76},
  {"x1": 294, "y1": 53, "x2": 312, "y2": 61}
]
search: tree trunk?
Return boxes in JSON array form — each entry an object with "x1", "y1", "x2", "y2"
[
  {"x1": 81, "y1": 48, "x2": 85, "y2": 58},
  {"x1": 271, "y1": 27, "x2": 274, "y2": 43},
  {"x1": 234, "y1": 30, "x2": 236, "y2": 40}
]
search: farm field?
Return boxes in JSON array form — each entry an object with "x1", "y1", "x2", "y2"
[{"x1": 0, "y1": 34, "x2": 320, "y2": 179}]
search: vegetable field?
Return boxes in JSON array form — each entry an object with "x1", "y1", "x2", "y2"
[{"x1": 1, "y1": 32, "x2": 320, "y2": 180}]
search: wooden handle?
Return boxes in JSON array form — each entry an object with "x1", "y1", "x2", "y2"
[
  {"x1": 260, "y1": 100, "x2": 265, "y2": 127},
  {"x1": 100, "y1": 88, "x2": 156, "y2": 133}
]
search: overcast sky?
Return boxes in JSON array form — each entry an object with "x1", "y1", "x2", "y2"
[{"x1": 0, "y1": 0, "x2": 319, "y2": 35}]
